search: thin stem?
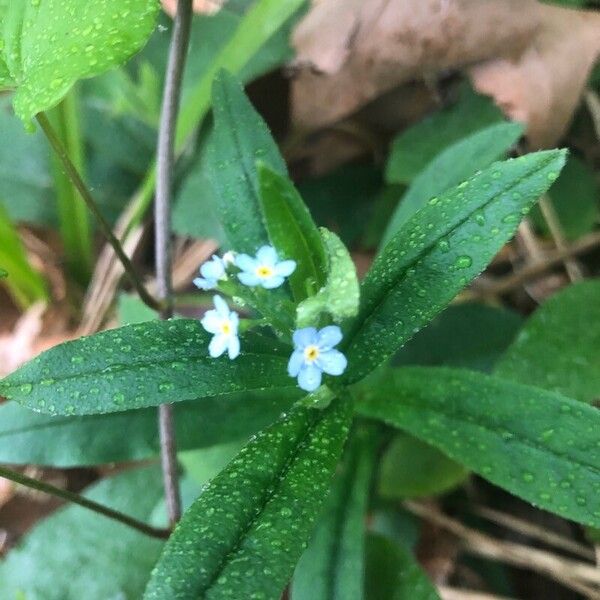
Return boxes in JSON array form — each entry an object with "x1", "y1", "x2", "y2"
[
  {"x1": 155, "y1": 0, "x2": 193, "y2": 524},
  {"x1": 0, "y1": 465, "x2": 169, "y2": 540},
  {"x1": 36, "y1": 112, "x2": 161, "y2": 312}
]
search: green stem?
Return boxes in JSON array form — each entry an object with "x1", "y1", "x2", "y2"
[
  {"x1": 0, "y1": 465, "x2": 169, "y2": 540},
  {"x1": 37, "y1": 112, "x2": 162, "y2": 312},
  {"x1": 47, "y1": 86, "x2": 93, "y2": 287}
]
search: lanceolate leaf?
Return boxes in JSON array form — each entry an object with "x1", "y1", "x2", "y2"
[
  {"x1": 144, "y1": 399, "x2": 353, "y2": 600},
  {"x1": 345, "y1": 150, "x2": 567, "y2": 382},
  {"x1": 258, "y1": 162, "x2": 326, "y2": 302},
  {"x1": 207, "y1": 70, "x2": 287, "y2": 254},
  {"x1": 0, "y1": 320, "x2": 293, "y2": 416},
  {"x1": 495, "y1": 280, "x2": 600, "y2": 403},
  {"x1": 0, "y1": 0, "x2": 158, "y2": 124},
  {"x1": 0, "y1": 390, "x2": 299, "y2": 466},
  {"x1": 296, "y1": 228, "x2": 360, "y2": 327},
  {"x1": 381, "y1": 121, "x2": 523, "y2": 246},
  {"x1": 0, "y1": 466, "x2": 164, "y2": 600},
  {"x1": 292, "y1": 426, "x2": 378, "y2": 600},
  {"x1": 356, "y1": 367, "x2": 600, "y2": 528}
]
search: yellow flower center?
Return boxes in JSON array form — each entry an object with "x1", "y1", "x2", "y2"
[
  {"x1": 256, "y1": 265, "x2": 274, "y2": 278},
  {"x1": 221, "y1": 321, "x2": 232, "y2": 335},
  {"x1": 304, "y1": 345, "x2": 320, "y2": 363}
]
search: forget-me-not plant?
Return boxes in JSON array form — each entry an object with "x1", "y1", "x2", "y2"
[
  {"x1": 201, "y1": 295, "x2": 241, "y2": 359},
  {"x1": 235, "y1": 245, "x2": 296, "y2": 289},
  {"x1": 194, "y1": 255, "x2": 227, "y2": 291},
  {"x1": 288, "y1": 326, "x2": 348, "y2": 392}
]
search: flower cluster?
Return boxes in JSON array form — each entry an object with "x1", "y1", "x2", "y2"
[{"x1": 197, "y1": 245, "x2": 347, "y2": 392}]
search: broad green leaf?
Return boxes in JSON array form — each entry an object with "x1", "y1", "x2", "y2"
[
  {"x1": 292, "y1": 426, "x2": 378, "y2": 600},
  {"x1": 207, "y1": 70, "x2": 287, "y2": 253},
  {"x1": 144, "y1": 399, "x2": 352, "y2": 600},
  {"x1": 495, "y1": 280, "x2": 600, "y2": 403},
  {"x1": 530, "y1": 155, "x2": 599, "y2": 240},
  {"x1": 385, "y1": 84, "x2": 504, "y2": 184},
  {"x1": 0, "y1": 203, "x2": 48, "y2": 308},
  {"x1": 365, "y1": 534, "x2": 440, "y2": 600},
  {"x1": 0, "y1": 389, "x2": 299, "y2": 466},
  {"x1": 0, "y1": 0, "x2": 159, "y2": 124},
  {"x1": 356, "y1": 367, "x2": 600, "y2": 528},
  {"x1": 0, "y1": 466, "x2": 164, "y2": 599},
  {"x1": 381, "y1": 122, "x2": 523, "y2": 246},
  {"x1": 396, "y1": 303, "x2": 523, "y2": 373},
  {"x1": 0, "y1": 97, "x2": 53, "y2": 224},
  {"x1": 296, "y1": 228, "x2": 360, "y2": 327},
  {"x1": 258, "y1": 163, "x2": 326, "y2": 302},
  {"x1": 378, "y1": 433, "x2": 468, "y2": 499},
  {"x1": 179, "y1": 441, "x2": 245, "y2": 487},
  {"x1": 345, "y1": 150, "x2": 567, "y2": 382},
  {"x1": 0, "y1": 319, "x2": 293, "y2": 416}
]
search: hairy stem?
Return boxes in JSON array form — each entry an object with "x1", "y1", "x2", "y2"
[
  {"x1": 155, "y1": 0, "x2": 194, "y2": 524},
  {"x1": 0, "y1": 465, "x2": 169, "y2": 539},
  {"x1": 37, "y1": 113, "x2": 161, "y2": 312}
]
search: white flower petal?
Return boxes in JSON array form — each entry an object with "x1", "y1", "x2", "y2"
[
  {"x1": 274, "y1": 260, "x2": 296, "y2": 277},
  {"x1": 201, "y1": 258, "x2": 225, "y2": 280},
  {"x1": 238, "y1": 272, "x2": 261, "y2": 287},
  {"x1": 227, "y1": 335, "x2": 240, "y2": 360},
  {"x1": 213, "y1": 295, "x2": 230, "y2": 318},
  {"x1": 193, "y1": 277, "x2": 216, "y2": 291},
  {"x1": 200, "y1": 310, "x2": 222, "y2": 334},
  {"x1": 293, "y1": 327, "x2": 318, "y2": 349},
  {"x1": 256, "y1": 245, "x2": 278, "y2": 266},
  {"x1": 297, "y1": 364, "x2": 322, "y2": 392},
  {"x1": 287, "y1": 350, "x2": 305, "y2": 377},
  {"x1": 261, "y1": 275, "x2": 285, "y2": 289},
  {"x1": 316, "y1": 349, "x2": 347, "y2": 376},
  {"x1": 235, "y1": 254, "x2": 257, "y2": 272},
  {"x1": 208, "y1": 333, "x2": 228, "y2": 357},
  {"x1": 317, "y1": 325, "x2": 343, "y2": 349}
]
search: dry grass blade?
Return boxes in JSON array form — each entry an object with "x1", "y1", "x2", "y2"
[{"x1": 438, "y1": 586, "x2": 517, "y2": 600}]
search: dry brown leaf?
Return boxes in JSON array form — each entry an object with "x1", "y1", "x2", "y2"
[{"x1": 291, "y1": 0, "x2": 600, "y2": 149}]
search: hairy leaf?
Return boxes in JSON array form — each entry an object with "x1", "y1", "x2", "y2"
[
  {"x1": 296, "y1": 228, "x2": 360, "y2": 327},
  {"x1": 381, "y1": 122, "x2": 523, "y2": 246},
  {"x1": 0, "y1": 320, "x2": 293, "y2": 415},
  {"x1": 258, "y1": 163, "x2": 326, "y2": 302},
  {"x1": 0, "y1": 467, "x2": 164, "y2": 599},
  {"x1": 496, "y1": 280, "x2": 600, "y2": 403},
  {"x1": 292, "y1": 426, "x2": 377, "y2": 600},
  {"x1": 356, "y1": 367, "x2": 600, "y2": 528},
  {"x1": 0, "y1": 390, "x2": 299, "y2": 466},
  {"x1": 345, "y1": 150, "x2": 567, "y2": 382},
  {"x1": 0, "y1": 0, "x2": 158, "y2": 123},
  {"x1": 144, "y1": 399, "x2": 352, "y2": 600}
]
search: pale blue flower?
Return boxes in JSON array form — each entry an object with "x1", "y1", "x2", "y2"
[
  {"x1": 235, "y1": 245, "x2": 296, "y2": 289},
  {"x1": 287, "y1": 326, "x2": 347, "y2": 392},
  {"x1": 201, "y1": 295, "x2": 240, "y2": 359},
  {"x1": 193, "y1": 255, "x2": 227, "y2": 291}
]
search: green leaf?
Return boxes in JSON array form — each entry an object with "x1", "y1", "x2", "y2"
[
  {"x1": 365, "y1": 534, "x2": 440, "y2": 600},
  {"x1": 381, "y1": 122, "x2": 524, "y2": 246},
  {"x1": 258, "y1": 163, "x2": 326, "y2": 302},
  {"x1": 345, "y1": 150, "x2": 567, "y2": 383},
  {"x1": 207, "y1": 70, "x2": 287, "y2": 253},
  {"x1": 118, "y1": 292, "x2": 158, "y2": 325},
  {"x1": 356, "y1": 367, "x2": 600, "y2": 528},
  {"x1": 0, "y1": 319, "x2": 293, "y2": 416},
  {"x1": 0, "y1": 203, "x2": 48, "y2": 308},
  {"x1": 144, "y1": 399, "x2": 353, "y2": 600},
  {"x1": 495, "y1": 280, "x2": 600, "y2": 403},
  {"x1": 0, "y1": 466, "x2": 164, "y2": 599},
  {"x1": 385, "y1": 84, "x2": 505, "y2": 184},
  {"x1": 395, "y1": 303, "x2": 523, "y2": 373},
  {"x1": 296, "y1": 228, "x2": 360, "y2": 327},
  {"x1": 292, "y1": 426, "x2": 378, "y2": 600},
  {"x1": 0, "y1": 267, "x2": 6, "y2": 278},
  {"x1": 0, "y1": 0, "x2": 159, "y2": 124},
  {"x1": 378, "y1": 433, "x2": 468, "y2": 499},
  {"x1": 530, "y1": 155, "x2": 599, "y2": 241},
  {"x1": 0, "y1": 389, "x2": 299, "y2": 466}
]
